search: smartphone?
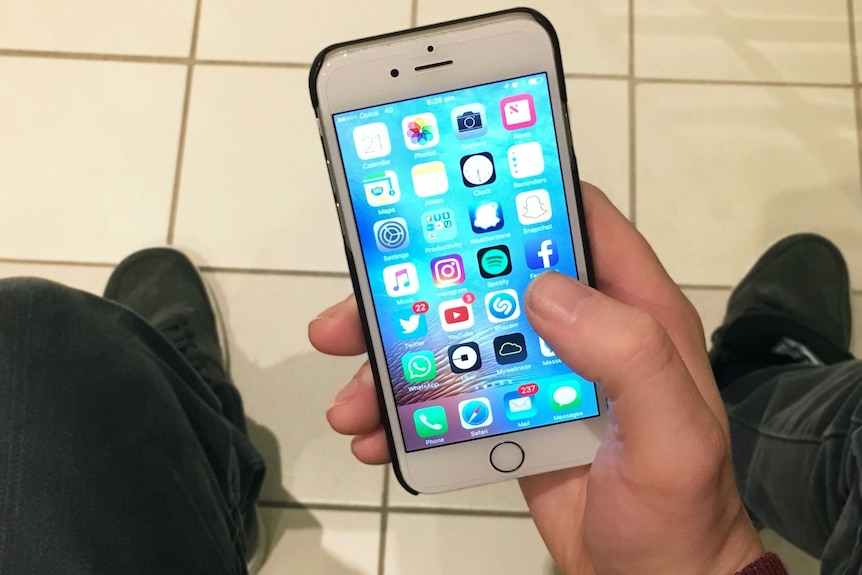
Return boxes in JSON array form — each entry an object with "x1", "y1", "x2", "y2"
[{"x1": 310, "y1": 8, "x2": 606, "y2": 494}]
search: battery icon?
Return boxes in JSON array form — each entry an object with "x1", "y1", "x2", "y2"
[
  {"x1": 528, "y1": 78, "x2": 538, "y2": 86},
  {"x1": 512, "y1": 81, "x2": 519, "y2": 88}
]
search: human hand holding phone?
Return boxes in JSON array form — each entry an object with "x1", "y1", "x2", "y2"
[{"x1": 309, "y1": 183, "x2": 764, "y2": 574}]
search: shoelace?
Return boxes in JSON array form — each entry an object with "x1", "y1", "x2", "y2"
[{"x1": 158, "y1": 315, "x2": 210, "y2": 374}]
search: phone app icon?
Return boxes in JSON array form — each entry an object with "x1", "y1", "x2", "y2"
[
  {"x1": 458, "y1": 397, "x2": 493, "y2": 429},
  {"x1": 451, "y1": 103, "x2": 488, "y2": 139},
  {"x1": 500, "y1": 94, "x2": 537, "y2": 130},
  {"x1": 508, "y1": 142, "x2": 545, "y2": 179},
  {"x1": 383, "y1": 263, "x2": 419, "y2": 297},
  {"x1": 421, "y1": 208, "x2": 457, "y2": 243},
  {"x1": 524, "y1": 237, "x2": 559, "y2": 269},
  {"x1": 402, "y1": 113, "x2": 439, "y2": 150},
  {"x1": 469, "y1": 201, "x2": 504, "y2": 234},
  {"x1": 412, "y1": 161, "x2": 449, "y2": 197},
  {"x1": 494, "y1": 333, "x2": 527, "y2": 365},
  {"x1": 461, "y1": 152, "x2": 496, "y2": 187},
  {"x1": 516, "y1": 189, "x2": 552, "y2": 225},
  {"x1": 413, "y1": 405, "x2": 448, "y2": 438},
  {"x1": 439, "y1": 299, "x2": 474, "y2": 332},
  {"x1": 477, "y1": 245, "x2": 512, "y2": 278},
  {"x1": 485, "y1": 289, "x2": 521, "y2": 323},
  {"x1": 504, "y1": 391, "x2": 537, "y2": 421},
  {"x1": 549, "y1": 381, "x2": 582, "y2": 411},
  {"x1": 395, "y1": 310, "x2": 428, "y2": 339},
  {"x1": 402, "y1": 350, "x2": 437, "y2": 383},
  {"x1": 373, "y1": 217, "x2": 410, "y2": 252},
  {"x1": 448, "y1": 342, "x2": 482, "y2": 373},
  {"x1": 539, "y1": 337, "x2": 556, "y2": 358},
  {"x1": 353, "y1": 122, "x2": 392, "y2": 159},
  {"x1": 363, "y1": 171, "x2": 400, "y2": 207},
  {"x1": 431, "y1": 254, "x2": 465, "y2": 287}
]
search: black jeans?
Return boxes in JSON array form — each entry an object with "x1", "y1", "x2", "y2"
[
  {"x1": 0, "y1": 279, "x2": 859, "y2": 573},
  {"x1": 0, "y1": 279, "x2": 264, "y2": 574}
]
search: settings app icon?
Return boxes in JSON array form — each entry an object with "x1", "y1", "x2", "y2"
[{"x1": 373, "y1": 217, "x2": 409, "y2": 252}]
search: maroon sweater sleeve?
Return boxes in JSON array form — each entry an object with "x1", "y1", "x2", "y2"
[{"x1": 735, "y1": 553, "x2": 788, "y2": 575}]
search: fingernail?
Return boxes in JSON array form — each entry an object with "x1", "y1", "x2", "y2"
[
  {"x1": 317, "y1": 295, "x2": 351, "y2": 320},
  {"x1": 525, "y1": 272, "x2": 592, "y2": 325},
  {"x1": 331, "y1": 377, "x2": 360, "y2": 407}
]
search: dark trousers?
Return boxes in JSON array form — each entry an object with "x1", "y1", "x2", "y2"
[
  {"x1": 0, "y1": 279, "x2": 264, "y2": 574},
  {"x1": 0, "y1": 278, "x2": 858, "y2": 573}
]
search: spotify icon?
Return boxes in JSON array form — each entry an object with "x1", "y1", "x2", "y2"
[{"x1": 477, "y1": 245, "x2": 512, "y2": 278}]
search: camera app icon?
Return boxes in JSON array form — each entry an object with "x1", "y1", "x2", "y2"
[
  {"x1": 450, "y1": 103, "x2": 488, "y2": 140},
  {"x1": 430, "y1": 254, "x2": 465, "y2": 287}
]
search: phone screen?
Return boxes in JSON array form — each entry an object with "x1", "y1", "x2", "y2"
[{"x1": 333, "y1": 73, "x2": 600, "y2": 452}]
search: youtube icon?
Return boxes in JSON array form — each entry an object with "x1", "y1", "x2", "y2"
[{"x1": 439, "y1": 298, "x2": 475, "y2": 332}]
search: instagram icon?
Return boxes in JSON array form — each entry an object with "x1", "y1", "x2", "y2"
[{"x1": 430, "y1": 254, "x2": 466, "y2": 287}]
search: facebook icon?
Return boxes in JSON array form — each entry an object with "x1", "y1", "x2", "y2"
[{"x1": 524, "y1": 237, "x2": 559, "y2": 269}]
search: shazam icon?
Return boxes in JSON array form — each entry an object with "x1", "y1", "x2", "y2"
[
  {"x1": 448, "y1": 342, "x2": 482, "y2": 374},
  {"x1": 485, "y1": 289, "x2": 521, "y2": 324}
]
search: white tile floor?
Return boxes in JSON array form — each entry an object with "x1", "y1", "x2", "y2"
[{"x1": 2, "y1": 0, "x2": 861, "y2": 573}]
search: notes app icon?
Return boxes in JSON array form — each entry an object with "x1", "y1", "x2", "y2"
[{"x1": 383, "y1": 263, "x2": 419, "y2": 297}]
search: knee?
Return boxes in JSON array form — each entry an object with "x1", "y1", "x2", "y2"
[{"x1": 0, "y1": 277, "x2": 103, "y2": 341}]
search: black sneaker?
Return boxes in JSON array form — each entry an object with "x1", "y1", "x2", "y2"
[
  {"x1": 710, "y1": 234, "x2": 854, "y2": 379},
  {"x1": 104, "y1": 247, "x2": 266, "y2": 571}
]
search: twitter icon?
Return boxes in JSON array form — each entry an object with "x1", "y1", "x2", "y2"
[{"x1": 395, "y1": 311, "x2": 428, "y2": 340}]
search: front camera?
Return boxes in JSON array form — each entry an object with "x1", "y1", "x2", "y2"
[{"x1": 390, "y1": 68, "x2": 400, "y2": 78}]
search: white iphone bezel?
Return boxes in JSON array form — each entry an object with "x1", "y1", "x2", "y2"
[{"x1": 313, "y1": 10, "x2": 606, "y2": 494}]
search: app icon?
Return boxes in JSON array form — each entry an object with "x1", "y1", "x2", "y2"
[
  {"x1": 412, "y1": 161, "x2": 449, "y2": 197},
  {"x1": 431, "y1": 255, "x2": 465, "y2": 287},
  {"x1": 469, "y1": 201, "x2": 504, "y2": 234},
  {"x1": 508, "y1": 142, "x2": 545, "y2": 178},
  {"x1": 504, "y1": 391, "x2": 537, "y2": 421},
  {"x1": 448, "y1": 342, "x2": 482, "y2": 373},
  {"x1": 539, "y1": 337, "x2": 556, "y2": 358},
  {"x1": 458, "y1": 397, "x2": 493, "y2": 429},
  {"x1": 549, "y1": 381, "x2": 582, "y2": 411},
  {"x1": 373, "y1": 217, "x2": 410, "y2": 252},
  {"x1": 353, "y1": 122, "x2": 392, "y2": 159},
  {"x1": 383, "y1": 263, "x2": 419, "y2": 297},
  {"x1": 451, "y1": 103, "x2": 488, "y2": 139},
  {"x1": 477, "y1": 245, "x2": 512, "y2": 278},
  {"x1": 494, "y1": 333, "x2": 527, "y2": 365},
  {"x1": 421, "y1": 208, "x2": 457, "y2": 243},
  {"x1": 395, "y1": 310, "x2": 428, "y2": 339},
  {"x1": 500, "y1": 94, "x2": 537, "y2": 130},
  {"x1": 485, "y1": 289, "x2": 521, "y2": 323},
  {"x1": 402, "y1": 350, "x2": 437, "y2": 383},
  {"x1": 439, "y1": 299, "x2": 475, "y2": 332},
  {"x1": 402, "y1": 113, "x2": 439, "y2": 150},
  {"x1": 516, "y1": 189, "x2": 552, "y2": 225},
  {"x1": 413, "y1": 405, "x2": 448, "y2": 438},
  {"x1": 524, "y1": 237, "x2": 559, "y2": 269},
  {"x1": 461, "y1": 152, "x2": 496, "y2": 187},
  {"x1": 363, "y1": 171, "x2": 400, "y2": 207}
]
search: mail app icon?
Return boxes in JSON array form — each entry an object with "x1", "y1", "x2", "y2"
[{"x1": 504, "y1": 391, "x2": 537, "y2": 421}]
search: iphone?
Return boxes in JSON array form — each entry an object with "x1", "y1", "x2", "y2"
[{"x1": 310, "y1": 8, "x2": 606, "y2": 494}]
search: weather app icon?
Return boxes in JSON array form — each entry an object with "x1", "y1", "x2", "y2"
[
  {"x1": 485, "y1": 289, "x2": 521, "y2": 323},
  {"x1": 469, "y1": 201, "x2": 504, "y2": 234}
]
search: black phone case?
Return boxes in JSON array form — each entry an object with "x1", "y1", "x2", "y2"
[{"x1": 308, "y1": 7, "x2": 595, "y2": 496}]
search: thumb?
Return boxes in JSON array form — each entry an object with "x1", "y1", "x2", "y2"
[{"x1": 524, "y1": 272, "x2": 719, "y2": 459}]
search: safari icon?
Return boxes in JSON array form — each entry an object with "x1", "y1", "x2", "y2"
[{"x1": 548, "y1": 381, "x2": 582, "y2": 411}]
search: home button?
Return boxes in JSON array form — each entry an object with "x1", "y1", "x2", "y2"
[{"x1": 489, "y1": 442, "x2": 525, "y2": 473}]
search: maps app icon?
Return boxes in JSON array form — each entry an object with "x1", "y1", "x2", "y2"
[{"x1": 364, "y1": 171, "x2": 400, "y2": 207}]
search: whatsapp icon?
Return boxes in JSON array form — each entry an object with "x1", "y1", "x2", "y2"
[{"x1": 402, "y1": 351, "x2": 437, "y2": 383}]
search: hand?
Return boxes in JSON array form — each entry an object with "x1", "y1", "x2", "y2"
[{"x1": 309, "y1": 183, "x2": 763, "y2": 575}]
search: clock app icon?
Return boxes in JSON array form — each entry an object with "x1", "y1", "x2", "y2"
[{"x1": 460, "y1": 152, "x2": 496, "y2": 188}]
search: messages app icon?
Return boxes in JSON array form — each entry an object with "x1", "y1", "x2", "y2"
[
  {"x1": 402, "y1": 351, "x2": 437, "y2": 383},
  {"x1": 549, "y1": 381, "x2": 582, "y2": 411}
]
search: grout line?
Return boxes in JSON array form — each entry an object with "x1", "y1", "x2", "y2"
[
  {"x1": 196, "y1": 58, "x2": 309, "y2": 69},
  {"x1": 200, "y1": 266, "x2": 350, "y2": 278},
  {"x1": 257, "y1": 500, "x2": 382, "y2": 513},
  {"x1": 847, "y1": 0, "x2": 862, "y2": 196},
  {"x1": 0, "y1": 48, "x2": 187, "y2": 65},
  {"x1": 166, "y1": 0, "x2": 203, "y2": 245},
  {"x1": 410, "y1": 0, "x2": 419, "y2": 28},
  {"x1": 377, "y1": 469, "x2": 391, "y2": 575},
  {"x1": 636, "y1": 76, "x2": 854, "y2": 90},
  {"x1": 387, "y1": 506, "x2": 533, "y2": 519},
  {"x1": 0, "y1": 257, "x2": 115, "y2": 268},
  {"x1": 628, "y1": 0, "x2": 636, "y2": 226},
  {"x1": 564, "y1": 72, "x2": 628, "y2": 82}
]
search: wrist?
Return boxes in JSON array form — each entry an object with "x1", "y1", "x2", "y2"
[{"x1": 708, "y1": 513, "x2": 765, "y2": 575}]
